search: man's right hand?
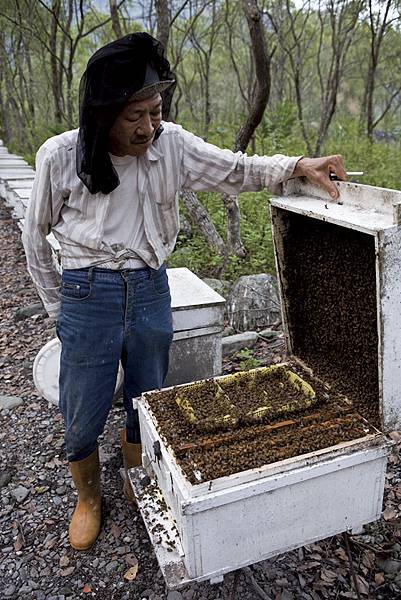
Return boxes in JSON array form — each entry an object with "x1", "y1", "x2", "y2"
[{"x1": 293, "y1": 155, "x2": 347, "y2": 200}]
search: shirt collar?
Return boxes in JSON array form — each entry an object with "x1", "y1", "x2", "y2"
[{"x1": 147, "y1": 142, "x2": 163, "y2": 162}]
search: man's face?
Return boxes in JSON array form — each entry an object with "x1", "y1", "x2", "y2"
[{"x1": 108, "y1": 93, "x2": 162, "y2": 156}]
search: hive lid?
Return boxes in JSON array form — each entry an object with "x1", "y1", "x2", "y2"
[
  {"x1": 168, "y1": 268, "x2": 226, "y2": 332},
  {"x1": 271, "y1": 180, "x2": 401, "y2": 433},
  {"x1": 33, "y1": 338, "x2": 123, "y2": 406},
  {"x1": 168, "y1": 267, "x2": 225, "y2": 309},
  {"x1": 271, "y1": 179, "x2": 401, "y2": 234}
]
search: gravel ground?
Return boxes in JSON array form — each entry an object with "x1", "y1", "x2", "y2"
[{"x1": 1, "y1": 198, "x2": 401, "y2": 600}]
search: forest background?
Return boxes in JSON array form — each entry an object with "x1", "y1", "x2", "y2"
[{"x1": 1, "y1": 0, "x2": 401, "y2": 281}]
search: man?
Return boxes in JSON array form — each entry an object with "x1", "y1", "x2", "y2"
[{"x1": 22, "y1": 32, "x2": 346, "y2": 551}]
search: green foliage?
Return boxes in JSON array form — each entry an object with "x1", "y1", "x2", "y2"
[
  {"x1": 168, "y1": 189, "x2": 276, "y2": 281},
  {"x1": 170, "y1": 109, "x2": 401, "y2": 283},
  {"x1": 323, "y1": 117, "x2": 401, "y2": 190},
  {"x1": 256, "y1": 101, "x2": 298, "y2": 155},
  {"x1": 236, "y1": 348, "x2": 261, "y2": 371}
]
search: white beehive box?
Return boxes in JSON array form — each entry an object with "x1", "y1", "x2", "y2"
[
  {"x1": 130, "y1": 180, "x2": 400, "y2": 588},
  {"x1": 166, "y1": 268, "x2": 225, "y2": 387}
]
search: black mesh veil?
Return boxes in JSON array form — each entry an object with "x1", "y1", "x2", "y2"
[{"x1": 76, "y1": 32, "x2": 176, "y2": 194}]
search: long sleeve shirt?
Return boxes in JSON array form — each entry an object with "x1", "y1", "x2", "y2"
[{"x1": 22, "y1": 121, "x2": 301, "y2": 319}]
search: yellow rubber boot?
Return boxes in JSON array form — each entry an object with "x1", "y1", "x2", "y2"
[
  {"x1": 119, "y1": 429, "x2": 142, "y2": 502},
  {"x1": 68, "y1": 448, "x2": 102, "y2": 550}
]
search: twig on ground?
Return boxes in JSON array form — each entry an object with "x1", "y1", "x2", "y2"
[
  {"x1": 242, "y1": 566, "x2": 273, "y2": 600},
  {"x1": 343, "y1": 531, "x2": 363, "y2": 600},
  {"x1": 348, "y1": 535, "x2": 385, "y2": 554}
]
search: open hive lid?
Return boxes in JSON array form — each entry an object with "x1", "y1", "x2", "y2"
[{"x1": 270, "y1": 179, "x2": 401, "y2": 433}]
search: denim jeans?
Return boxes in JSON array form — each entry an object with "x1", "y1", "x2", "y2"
[{"x1": 56, "y1": 264, "x2": 173, "y2": 462}]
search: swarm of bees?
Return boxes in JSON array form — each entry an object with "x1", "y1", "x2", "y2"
[
  {"x1": 146, "y1": 367, "x2": 373, "y2": 483},
  {"x1": 144, "y1": 212, "x2": 379, "y2": 483},
  {"x1": 281, "y1": 211, "x2": 380, "y2": 428},
  {"x1": 174, "y1": 366, "x2": 317, "y2": 432}
]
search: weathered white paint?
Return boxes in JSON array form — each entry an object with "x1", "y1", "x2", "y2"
[
  {"x1": 0, "y1": 170, "x2": 34, "y2": 178},
  {"x1": 377, "y1": 228, "x2": 401, "y2": 430},
  {"x1": 130, "y1": 466, "x2": 193, "y2": 589},
  {"x1": 273, "y1": 179, "x2": 401, "y2": 231},
  {"x1": 7, "y1": 180, "x2": 35, "y2": 188},
  {"x1": 168, "y1": 268, "x2": 225, "y2": 331},
  {"x1": 134, "y1": 390, "x2": 391, "y2": 586},
  {"x1": 0, "y1": 171, "x2": 34, "y2": 180},
  {"x1": 0, "y1": 155, "x2": 30, "y2": 162}
]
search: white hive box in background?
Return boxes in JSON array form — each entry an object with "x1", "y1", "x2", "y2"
[
  {"x1": 166, "y1": 267, "x2": 225, "y2": 387},
  {"x1": 130, "y1": 180, "x2": 401, "y2": 589}
]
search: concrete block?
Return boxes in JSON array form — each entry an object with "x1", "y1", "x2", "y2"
[{"x1": 222, "y1": 331, "x2": 258, "y2": 356}]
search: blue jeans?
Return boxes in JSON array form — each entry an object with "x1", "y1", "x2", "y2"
[{"x1": 57, "y1": 265, "x2": 173, "y2": 462}]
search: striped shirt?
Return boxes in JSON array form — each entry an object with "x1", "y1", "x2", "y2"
[{"x1": 22, "y1": 121, "x2": 300, "y2": 318}]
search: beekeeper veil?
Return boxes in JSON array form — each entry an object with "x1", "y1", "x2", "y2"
[{"x1": 76, "y1": 32, "x2": 176, "y2": 194}]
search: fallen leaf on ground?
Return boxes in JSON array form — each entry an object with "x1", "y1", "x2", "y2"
[
  {"x1": 375, "y1": 572, "x2": 385, "y2": 586},
  {"x1": 83, "y1": 584, "x2": 91, "y2": 593},
  {"x1": 59, "y1": 555, "x2": 69, "y2": 567},
  {"x1": 362, "y1": 550, "x2": 375, "y2": 570},
  {"x1": 355, "y1": 574, "x2": 370, "y2": 595},
  {"x1": 335, "y1": 547, "x2": 348, "y2": 561},
  {"x1": 124, "y1": 562, "x2": 139, "y2": 581},
  {"x1": 298, "y1": 561, "x2": 321, "y2": 572},
  {"x1": 320, "y1": 568, "x2": 337, "y2": 584},
  {"x1": 60, "y1": 566, "x2": 75, "y2": 577},
  {"x1": 383, "y1": 507, "x2": 398, "y2": 521},
  {"x1": 14, "y1": 533, "x2": 24, "y2": 552}
]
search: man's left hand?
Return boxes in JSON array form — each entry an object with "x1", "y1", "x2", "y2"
[{"x1": 293, "y1": 155, "x2": 347, "y2": 200}]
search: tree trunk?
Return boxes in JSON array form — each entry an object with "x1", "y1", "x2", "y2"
[
  {"x1": 156, "y1": 0, "x2": 170, "y2": 49},
  {"x1": 158, "y1": 1, "x2": 227, "y2": 261},
  {"x1": 235, "y1": 0, "x2": 271, "y2": 153},
  {"x1": 49, "y1": 0, "x2": 63, "y2": 124},
  {"x1": 109, "y1": 0, "x2": 123, "y2": 38},
  {"x1": 361, "y1": 0, "x2": 392, "y2": 140},
  {"x1": 180, "y1": 190, "x2": 227, "y2": 257},
  {"x1": 221, "y1": 0, "x2": 271, "y2": 259}
]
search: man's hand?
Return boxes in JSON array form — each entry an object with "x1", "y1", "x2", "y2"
[{"x1": 293, "y1": 155, "x2": 347, "y2": 200}]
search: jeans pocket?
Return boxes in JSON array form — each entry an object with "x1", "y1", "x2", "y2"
[
  {"x1": 151, "y1": 268, "x2": 170, "y2": 297},
  {"x1": 60, "y1": 276, "x2": 92, "y2": 301}
]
